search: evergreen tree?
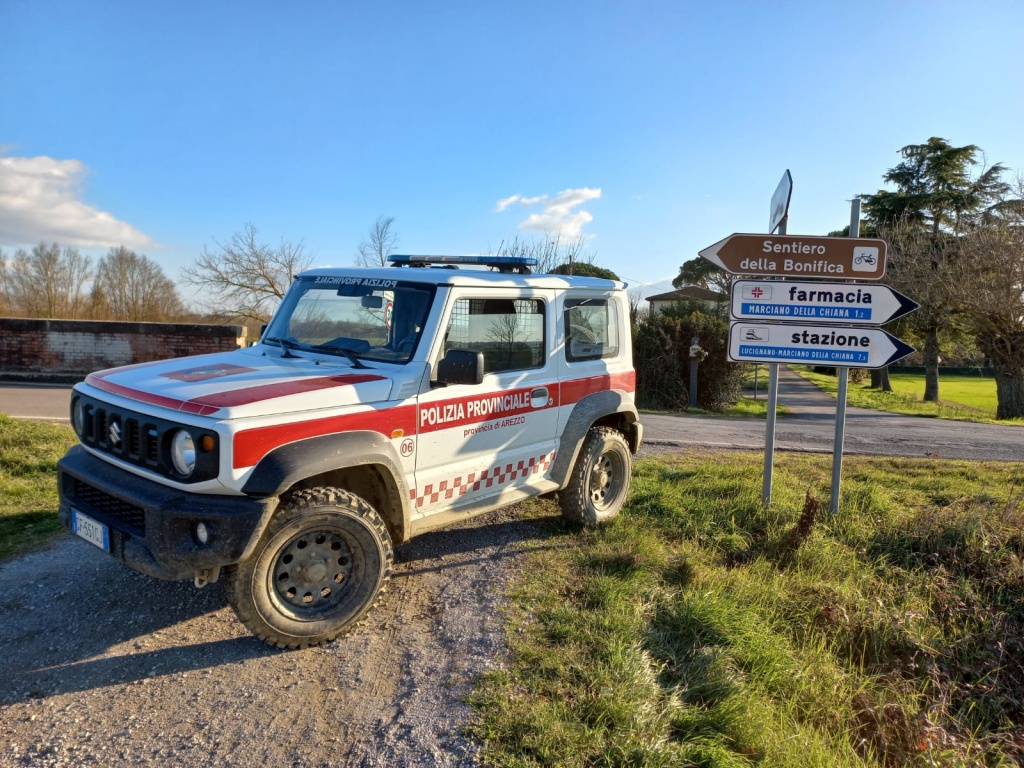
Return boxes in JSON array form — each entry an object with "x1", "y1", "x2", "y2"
[{"x1": 863, "y1": 138, "x2": 1009, "y2": 402}]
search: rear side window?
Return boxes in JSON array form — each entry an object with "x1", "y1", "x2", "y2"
[
  {"x1": 565, "y1": 298, "x2": 619, "y2": 362},
  {"x1": 445, "y1": 297, "x2": 545, "y2": 373}
]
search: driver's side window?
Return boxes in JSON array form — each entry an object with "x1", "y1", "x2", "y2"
[{"x1": 444, "y1": 297, "x2": 545, "y2": 374}]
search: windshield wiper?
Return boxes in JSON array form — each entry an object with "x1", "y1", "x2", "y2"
[
  {"x1": 309, "y1": 343, "x2": 371, "y2": 369},
  {"x1": 265, "y1": 336, "x2": 300, "y2": 358}
]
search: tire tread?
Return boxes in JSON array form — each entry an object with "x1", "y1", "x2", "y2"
[{"x1": 226, "y1": 487, "x2": 394, "y2": 649}]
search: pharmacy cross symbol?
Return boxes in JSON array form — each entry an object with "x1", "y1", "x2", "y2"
[{"x1": 751, "y1": 287, "x2": 764, "y2": 298}]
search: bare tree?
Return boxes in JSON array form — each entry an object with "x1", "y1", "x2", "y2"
[
  {"x1": 946, "y1": 196, "x2": 1024, "y2": 418},
  {"x1": 882, "y1": 220, "x2": 972, "y2": 391},
  {"x1": 495, "y1": 232, "x2": 592, "y2": 273},
  {"x1": 2, "y1": 242, "x2": 92, "y2": 318},
  {"x1": 627, "y1": 288, "x2": 647, "y2": 326},
  {"x1": 92, "y1": 246, "x2": 184, "y2": 321},
  {"x1": 356, "y1": 216, "x2": 399, "y2": 267},
  {"x1": 182, "y1": 223, "x2": 312, "y2": 323},
  {"x1": 486, "y1": 312, "x2": 521, "y2": 369}
]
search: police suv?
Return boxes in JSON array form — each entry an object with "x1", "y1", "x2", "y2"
[{"x1": 58, "y1": 255, "x2": 642, "y2": 648}]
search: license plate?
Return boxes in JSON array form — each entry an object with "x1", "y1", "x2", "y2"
[{"x1": 72, "y1": 510, "x2": 110, "y2": 552}]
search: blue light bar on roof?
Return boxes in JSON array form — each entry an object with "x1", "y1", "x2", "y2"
[{"x1": 388, "y1": 254, "x2": 537, "y2": 273}]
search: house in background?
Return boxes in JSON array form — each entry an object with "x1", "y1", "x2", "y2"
[{"x1": 646, "y1": 286, "x2": 728, "y2": 316}]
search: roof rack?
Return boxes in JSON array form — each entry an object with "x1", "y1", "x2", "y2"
[{"x1": 387, "y1": 254, "x2": 536, "y2": 274}]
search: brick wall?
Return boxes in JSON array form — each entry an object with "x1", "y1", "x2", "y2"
[{"x1": 0, "y1": 318, "x2": 247, "y2": 380}]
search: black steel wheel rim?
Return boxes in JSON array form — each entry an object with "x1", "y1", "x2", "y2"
[{"x1": 269, "y1": 528, "x2": 361, "y2": 619}]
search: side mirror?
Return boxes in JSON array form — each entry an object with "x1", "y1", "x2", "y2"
[{"x1": 437, "y1": 349, "x2": 484, "y2": 385}]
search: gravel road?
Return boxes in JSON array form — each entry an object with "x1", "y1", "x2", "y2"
[{"x1": 0, "y1": 506, "x2": 561, "y2": 768}]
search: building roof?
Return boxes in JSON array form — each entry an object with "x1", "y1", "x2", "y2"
[{"x1": 646, "y1": 286, "x2": 727, "y2": 303}]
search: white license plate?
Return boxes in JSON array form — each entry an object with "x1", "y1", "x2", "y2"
[{"x1": 72, "y1": 510, "x2": 110, "y2": 552}]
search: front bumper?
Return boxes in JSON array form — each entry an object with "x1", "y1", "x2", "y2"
[{"x1": 58, "y1": 445, "x2": 278, "y2": 580}]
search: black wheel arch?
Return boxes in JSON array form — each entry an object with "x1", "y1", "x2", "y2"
[
  {"x1": 241, "y1": 431, "x2": 412, "y2": 544},
  {"x1": 551, "y1": 390, "x2": 641, "y2": 489}
]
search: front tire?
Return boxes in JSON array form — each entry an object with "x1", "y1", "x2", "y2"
[
  {"x1": 227, "y1": 488, "x2": 393, "y2": 649},
  {"x1": 560, "y1": 427, "x2": 632, "y2": 526}
]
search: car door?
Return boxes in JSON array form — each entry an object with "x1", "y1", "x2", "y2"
[{"x1": 412, "y1": 287, "x2": 559, "y2": 519}]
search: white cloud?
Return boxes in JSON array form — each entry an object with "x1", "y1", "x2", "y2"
[
  {"x1": 493, "y1": 187, "x2": 601, "y2": 238},
  {"x1": 0, "y1": 155, "x2": 151, "y2": 249},
  {"x1": 494, "y1": 194, "x2": 522, "y2": 212}
]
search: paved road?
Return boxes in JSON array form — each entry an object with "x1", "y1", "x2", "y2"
[
  {"x1": 0, "y1": 382, "x2": 75, "y2": 421},
  {"x1": 1, "y1": 372, "x2": 1021, "y2": 461},
  {"x1": 644, "y1": 369, "x2": 1023, "y2": 462}
]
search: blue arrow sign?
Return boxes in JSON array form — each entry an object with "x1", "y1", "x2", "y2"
[
  {"x1": 728, "y1": 322, "x2": 915, "y2": 369},
  {"x1": 730, "y1": 280, "x2": 919, "y2": 325}
]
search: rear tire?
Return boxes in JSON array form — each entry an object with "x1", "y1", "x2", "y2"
[
  {"x1": 227, "y1": 487, "x2": 393, "y2": 649},
  {"x1": 559, "y1": 427, "x2": 632, "y2": 526}
]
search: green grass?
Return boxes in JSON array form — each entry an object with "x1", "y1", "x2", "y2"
[
  {"x1": 720, "y1": 397, "x2": 788, "y2": 419},
  {"x1": 887, "y1": 373, "x2": 997, "y2": 414},
  {"x1": 794, "y1": 368, "x2": 1023, "y2": 425},
  {"x1": 643, "y1": 398, "x2": 788, "y2": 420},
  {"x1": 0, "y1": 415, "x2": 77, "y2": 561},
  {"x1": 471, "y1": 453, "x2": 1024, "y2": 767}
]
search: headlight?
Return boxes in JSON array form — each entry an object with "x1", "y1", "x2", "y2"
[
  {"x1": 170, "y1": 430, "x2": 197, "y2": 476},
  {"x1": 72, "y1": 399, "x2": 86, "y2": 435}
]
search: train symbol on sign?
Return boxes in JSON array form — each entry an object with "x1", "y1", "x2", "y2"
[{"x1": 743, "y1": 327, "x2": 768, "y2": 341}]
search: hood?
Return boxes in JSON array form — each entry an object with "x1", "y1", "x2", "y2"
[{"x1": 81, "y1": 349, "x2": 395, "y2": 420}]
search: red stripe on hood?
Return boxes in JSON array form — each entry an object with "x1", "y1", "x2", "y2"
[
  {"x1": 85, "y1": 373, "x2": 386, "y2": 415},
  {"x1": 190, "y1": 374, "x2": 386, "y2": 408}
]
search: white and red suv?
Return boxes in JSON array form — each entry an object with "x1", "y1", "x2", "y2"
[{"x1": 58, "y1": 255, "x2": 642, "y2": 647}]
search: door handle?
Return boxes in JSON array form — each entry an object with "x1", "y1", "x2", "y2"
[{"x1": 531, "y1": 387, "x2": 549, "y2": 407}]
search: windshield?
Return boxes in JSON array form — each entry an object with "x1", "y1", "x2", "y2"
[{"x1": 264, "y1": 276, "x2": 435, "y2": 364}]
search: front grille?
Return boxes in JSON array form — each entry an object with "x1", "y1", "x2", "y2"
[
  {"x1": 72, "y1": 393, "x2": 219, "y2": 483},
  {"x1": 68, "y1": 476, "x2": 146, "y2": 534}
]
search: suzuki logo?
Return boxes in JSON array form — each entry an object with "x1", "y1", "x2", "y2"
[{"x1": 109, "y1": 419, "x2": 121, "y2": 446}]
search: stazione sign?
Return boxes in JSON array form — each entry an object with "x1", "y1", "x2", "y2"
[
  {"x1": 699, "y1": 233, "x2": 888, "y2": 280},
  {"x1": 728, "y1": 322, "x2": 915, "y2": 369}
]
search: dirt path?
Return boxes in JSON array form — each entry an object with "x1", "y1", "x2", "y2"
[{"x1": 0, "y1": 506, "x2": 561, "y2": 768}]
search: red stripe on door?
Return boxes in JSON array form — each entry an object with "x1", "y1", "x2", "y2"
[
  {"x1": 417, "y1": 385, "x2": 558, "y2": 434},
  {"x1": 559, "y1": 371, "x2": 635, "y2": 406}
]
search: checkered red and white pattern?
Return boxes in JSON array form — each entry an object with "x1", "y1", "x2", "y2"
[{"x1": 410, "y1": 451, "x2": 556, "y2": 509}]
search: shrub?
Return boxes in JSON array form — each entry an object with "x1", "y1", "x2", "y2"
[{"x1": 633, "y1": 305, "x2": 744, "y2": 411}]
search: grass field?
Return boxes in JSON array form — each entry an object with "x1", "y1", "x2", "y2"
[
  {"x1": 887, "y1": 373, "x2": 997, "y2": 414},
  {"x1": 472, "y1": 452, "x2": 1024, "y2": 767},
  {"x1": 0, "y1": 415, "x2": 77, "y2": 561},
  {"x1": 794, "y1": 368, "x2": 1022, "y2": 425}
]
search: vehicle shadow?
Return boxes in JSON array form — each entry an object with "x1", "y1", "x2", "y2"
[{"x1": 0, "y1": 507, "x2": 571, "y2": 706}]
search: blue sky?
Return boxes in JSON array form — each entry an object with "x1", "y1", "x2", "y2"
[{"x1": 2, "y1": 1, "x2": 1023, "y2": 301}]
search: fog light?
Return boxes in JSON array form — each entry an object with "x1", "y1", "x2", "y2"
[{"x1": 195, "y1": 522, "x2": 210, "y2": 545}]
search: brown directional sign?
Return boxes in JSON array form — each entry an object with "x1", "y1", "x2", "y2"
[{"x1": 700, "y1": 233, "x2": 887, "y2": 280}]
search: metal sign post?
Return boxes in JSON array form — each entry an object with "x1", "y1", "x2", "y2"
[
  {"x1": 761, "y1": 171, "x2": 791, "y2": 508},
  {"x1": 830, "y1": 198, "x2": 860, "y2": 515}
]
